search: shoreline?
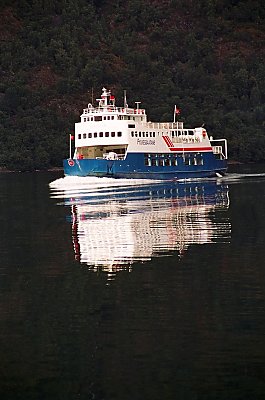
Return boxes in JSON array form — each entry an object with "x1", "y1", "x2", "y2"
[{"x1": 0, "y1": 167, "x2": 64, "y2": 173}]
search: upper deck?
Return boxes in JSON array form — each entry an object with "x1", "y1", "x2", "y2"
[
  {"x1": 82, "y1": 105, "x2": 146, "y2": 116},
  {"x1": 78, "y1": 88, "x2": 184, "y2": 130},
  {"x1": 81, "y1": 87, "x2": 146, "y2": 117}
]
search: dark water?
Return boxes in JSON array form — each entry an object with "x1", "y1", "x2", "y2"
[{"x1": 1, "y1": 165, "x2": 265, "y2": 399}]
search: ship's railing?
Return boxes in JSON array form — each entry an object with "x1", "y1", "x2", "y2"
[
  {"x1": 82, "y1": 106, "x2": 146, "y2": 115},
  {"x1": 212, "y1": 146, "x2": 225, "y2": 159},
  {"x1": 172, "y1": 136, "x2": 201, "y2": 144},
  {"x1": 211, "y1": 139, "x2": 228, "y2": 159},
  {"x1": 145, "y1": 121, "x2": 184, "y2": 129},
  {"x1": 212, "y1": 146, "x2": 223, "y2": 154}
]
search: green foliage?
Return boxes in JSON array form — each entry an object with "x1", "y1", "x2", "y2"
[{"x1": 0, "y1": 0, "x2": 265, "y2": 170}]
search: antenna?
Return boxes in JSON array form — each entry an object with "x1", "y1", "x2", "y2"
[{"x1": 124, "y1": 90, "x2": 128, "y2": 108}]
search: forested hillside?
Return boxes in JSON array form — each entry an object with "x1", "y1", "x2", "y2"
[{"x1": 1, "y1": 0, "x2": 265, "y2": 171}]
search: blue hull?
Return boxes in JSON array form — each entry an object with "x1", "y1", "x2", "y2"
[{"x1": 63, "y1": 153, "x2": 227, "y2": 180}]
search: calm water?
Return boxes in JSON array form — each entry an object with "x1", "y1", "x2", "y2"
[{"x1": 1, "y1": 165, "x2": 265, "y2": 399}]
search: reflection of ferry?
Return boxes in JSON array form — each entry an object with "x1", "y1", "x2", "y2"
[
  {"x1": 63, "y1": 88, "x2": 228, "y2": 179},
  {"x1": 60, "y1": 180, "x2": 231, "y2": 273}
]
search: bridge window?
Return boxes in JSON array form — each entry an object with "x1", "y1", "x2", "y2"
[
  {"x1": 105, "y1": 132, "x2": 109, "y2": 137},
  {"x1": 111, "y1": 132, "x2": 115, "y2": 137},
  {"x1": 94, "y1": 132, "x2": 97, "y2": 138},
  {"x1": 99, "y1": 132, "x2": 103, "y2": 137},
  {"x1": 83, "y1": 133, "x2": 87, "y2": 139},
  {"x1": 117, "y1": 131, "x2": 122, "y2": 137}
]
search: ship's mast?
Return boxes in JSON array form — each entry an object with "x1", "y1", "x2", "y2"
[{"x1": 96, "y1": 87, "x2": 115, "y2": 108}]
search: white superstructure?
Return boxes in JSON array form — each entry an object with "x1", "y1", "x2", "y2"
[{"x1": 72, "y1": 88, "x2": 223, "y2": 160}]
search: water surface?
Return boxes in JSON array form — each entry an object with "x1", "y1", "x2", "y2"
[{"x1": 0, "y1": 165, "x2": 265, "y2": 399}]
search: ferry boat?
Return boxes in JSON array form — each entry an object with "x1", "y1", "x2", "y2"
[{"x1": 63, "y1": 88, "x2": 228, "y2": 179}]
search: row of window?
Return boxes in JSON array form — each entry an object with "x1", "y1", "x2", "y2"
[
  {"x1": 83, "y1": 116, "x2": 115, "y2": 122},
  {"x1": 131, "y1": 131, "x2": 156, "y2": 137},
  {"x1": 78, "y1": 131, "x2": 122, "y2": 139},
  {"x1": 144, "y1": 153, "x2": 204, "y2": 167},
  {"x1": 131, "y1": 130, "x2": 196, "y2": 138}
]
